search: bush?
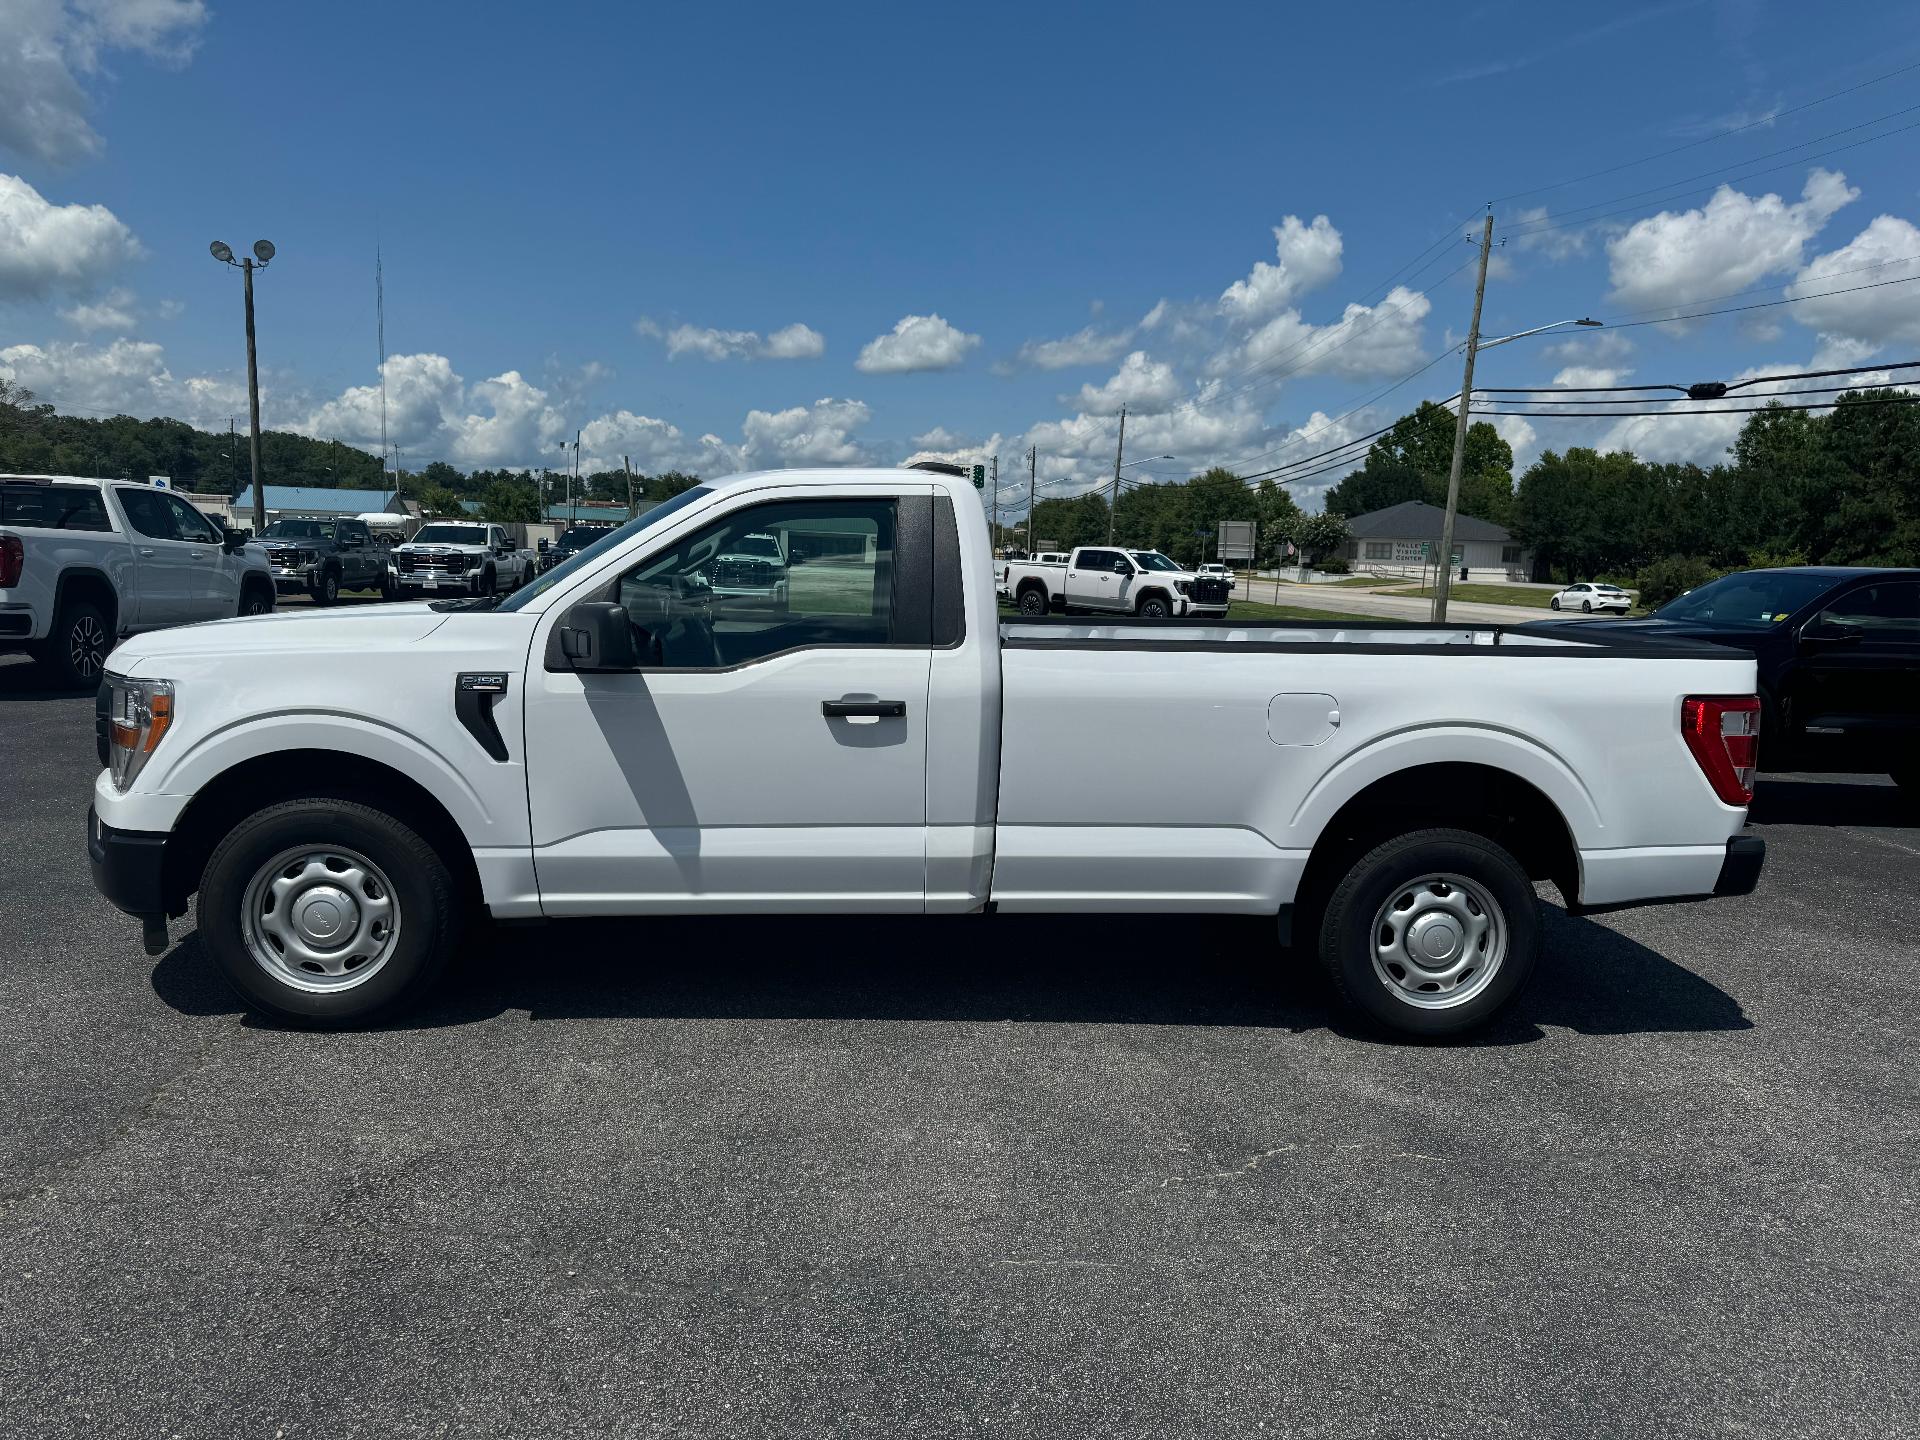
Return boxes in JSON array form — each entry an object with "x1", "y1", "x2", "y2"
[
  {"x1": 1316, "y1": 558, "x2": 1350, "y2": 574},
  {"x1": 1635, "y1": 554, "x2": 1719, "y2": 610},
  {"x1": 1743, "y1": 547, "x2": 1808, "y2": 571}
]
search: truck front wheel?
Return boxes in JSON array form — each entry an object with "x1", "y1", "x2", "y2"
[
  {"x1": 1316, "y1": 828, "x2": 1538, "y2": 1039},
  {"x1": 1137, "y1": 593, "x2": 1170, "y2": 618},
  {"x1": 197, "y1": 798, "x2": 462, "y2": 1027},
  {"x1": 313, "y1": 569, "x2": 340, "y2": 606}
]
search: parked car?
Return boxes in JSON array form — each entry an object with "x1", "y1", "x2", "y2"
[
  {"x1": 260, "y1": 517, "x2": 390, "y2": 604},
  {"x1": 88, "y1": 467, "x2": 1764, "y2": 1038},
  {"x1": 1550, "y1": 582, "x2": 1631, "y2": 614},
  {"x1": 541, "y1": 523, "x2": 618, "y2": 572},
  {"x1": 1533, "y1": 566, "x2": 1920, "y2": 797},
  {"x1": 1197, "y1": 563, "x2": 1239, "y2": 591},
  {"x1": 390, "y1": 522, "x2": 535, "y2": 598},
  {"x1": 0, "y1": 474, "x2": 273, "y2": 687},
  {"x1": 1001, "y1": 546, "x2": 1230, "y2": 617}
]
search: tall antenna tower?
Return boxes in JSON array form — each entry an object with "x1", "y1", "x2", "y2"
[{"x1": 376, "y1": 242, "x2": 391, "y2": 496}]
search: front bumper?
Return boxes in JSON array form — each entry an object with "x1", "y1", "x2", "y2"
[{"x1": 87, "y1": 804, "x2": 172, "y2": 920}]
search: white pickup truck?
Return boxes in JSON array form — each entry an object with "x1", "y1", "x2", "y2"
[
  {"x1": 1, "y1": 474, "x2": 274, "y2": 687},
  {"x1": 1002, "y1": 546, "x2": 1232, "y2": 618},
  {"x1": 390, "y1": 521, "x2": 536, "y2": 599},
  {"x1": 86, "y1": 467, "x2": 1766, "y2": 1037}
]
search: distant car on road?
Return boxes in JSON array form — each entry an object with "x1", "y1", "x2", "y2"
[
  {"x1": 1550, "y1": 581, "x2": 1631, "y2": 614},
  {"x1": 1, "y1": 474, "x2": 273, "y2": 687},
  {"x1": 1528, "y1": 565, "x2": 1920, "y2": 798},
  {"x1": 260, "y1": 517, "x2": 390, "y2": 604},
  {"x1": 1197, "y1": 562, "x2": 1239, "y2": 591}
]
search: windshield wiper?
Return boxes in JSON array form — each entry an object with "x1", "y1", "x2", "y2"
[{"x1": 428, "y1": 596, "x2": 503, "y2": 613}]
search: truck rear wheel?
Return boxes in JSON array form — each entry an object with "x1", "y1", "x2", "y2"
[
  {"x1": 1316, "y1": 827, "x2": 1538, "y2": 1039},
  {"x1": 1017, "y1": 587, "x2": 1047, "y2": 616},
  {"x1": 37, "y1": 598, "x2": 111, "y2": 689},
  {"x1": 197, "y1": 797, "x2": 462, "y2": 1028}
]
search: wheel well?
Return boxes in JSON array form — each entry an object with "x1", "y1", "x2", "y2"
[
  {"x1": 1295, "y1": 762, "x2": 1578, "y2": 924},
  {"x1": 1015, "y1": 578, "x2": 1047, "y2": 597},
  {"x1": 55, "y1": 569, "x2": 118, "y2": 634},
  {"x1": 1135, "y1": 586, "x2": 1171, "y2": 610},
  {"x1": 160, "y1": 749, "x2": 484, "y2": 917},
  {"x1": 240, "y1": 572, "x2": 274, "y2": 597}
]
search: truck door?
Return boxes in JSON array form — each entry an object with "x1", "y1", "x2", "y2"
[
  {"x1": 1066, "y1": 548, "x2": 1128, "y2": 611},
  {"x1": 112, "y1": 488, "x2": 205, "y2": 627},
  {"x1": 523, "y1": 488, "x2": 934, "y2": 912},
  {"x1": 1790, "y1": 580, "x2": 1920, "y2": 773},
  {"x1": 158, "y1": 493, "x2": 242, "y2": 614}
]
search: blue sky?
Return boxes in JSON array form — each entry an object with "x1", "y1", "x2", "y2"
[{"x1": 4, "y1": 0, "x2": 1919, "y2": 511}]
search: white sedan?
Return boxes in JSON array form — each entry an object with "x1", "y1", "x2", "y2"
[{"x1": 1549, "y1": 581, "x2": 1631, "y2": 614}]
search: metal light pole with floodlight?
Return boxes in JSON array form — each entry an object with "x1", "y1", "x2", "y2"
[{"x1": 209, "y1": 239, "x2": 276, "y2": 536}]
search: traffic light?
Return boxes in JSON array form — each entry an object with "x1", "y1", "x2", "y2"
[{"x1": 970, "y1": 464, "x2": 985, "y2": 488}]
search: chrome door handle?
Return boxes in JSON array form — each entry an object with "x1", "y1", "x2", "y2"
[{"x1": 136, "y1": 546, "x2": 156, "y2": 557}]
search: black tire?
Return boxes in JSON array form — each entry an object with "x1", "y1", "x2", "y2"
[
  {"x1": 479, "y1": 567, "x2": 497, "y2": 598},
  {"x1": 37, "y1": 598, "x2": 112, "y2": 689},
  {"x1": 380, "y1": 573, "x2": 397, "y2": 602},
  {"x1": 238, "y1": 585, "x2": 274, "y2": 617},
  {"x1": 314, "y1": 569, "x2": 340, "y2": 606},
  {"x1": 1316, "y1": 827, "x2": 1539, "y2": 1039},
  {"x1": 1549, "y1": 597, "x2": 1561, "y2": 611},
  {"x1": 197, "y1": 797, "x2": 462, "y2": 1028},
  {"x1": 1137, "y1": 593, "x2": 1171, "y2": 618},
  {"x1": 1017, "y1": 587, "x2": 1048, "y2": 617},
  {"x1": 1581, "y1": 599, "x2": 1592, "y2": 613}
]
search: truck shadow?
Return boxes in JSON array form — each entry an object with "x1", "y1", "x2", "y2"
[
  {"x1": 0, "y1": 655, "x2": 92, "y2": 703},
  {"x1": 150, "y1": 905, "x2": 1750, "y2": 1045},
  {"x1": 1748, "y1": 774, "x2": 1914, "y2": 829}
]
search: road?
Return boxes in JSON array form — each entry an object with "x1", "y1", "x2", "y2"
[{"x1": 1, "y1": 651, "x2": 1915, "y2": 1438}]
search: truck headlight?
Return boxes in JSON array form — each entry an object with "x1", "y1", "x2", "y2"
[{"x1": 105, "y1": 675, "x2": 176, "y2": 791}]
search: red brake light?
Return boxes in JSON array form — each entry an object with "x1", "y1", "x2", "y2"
[
  {"x1": 0, "y1": 534, "x2": 22, "y2": 588},
  {"x1": 1682, "y1": 695, "x2": 1761, "y2": 805}
]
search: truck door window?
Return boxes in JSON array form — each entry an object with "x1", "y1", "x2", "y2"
[
  {"x1": 116, "y1": 488, "x2": 178, "y2": 541},
  {"x1": 160, "y1": 493, "x2": 220, "y2": 543},
  {"x1": 614, "y1": 499, "x2": 896, "y2": 668},
  {"x1": 1812, "y1": 583, "x2": 1920, "y2": 643}
]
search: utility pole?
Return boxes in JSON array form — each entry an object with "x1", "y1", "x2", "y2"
[
  {"x1": 1105, "y1": 404, "x2": 1128, "y2": 545},
  {"x1": 989, "y1": 454, "x2": 999, "y2": 552},
  {"x1": 227, "y1": 417, "x2": 237, "y2": 497},
  {"x1": 1432, "y1": 213, "x2": 1493, "y2": 623},
  {"x1": 1027, "y1": 444, "x2": 1037, "y2": 555},
  {"x1": 623, "y1": 454, "x2": 636, "y2": 518}
]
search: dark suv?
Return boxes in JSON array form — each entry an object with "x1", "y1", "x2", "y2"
[{"x1": 260, "y1": 517, "x2": 391, "y2": 604}]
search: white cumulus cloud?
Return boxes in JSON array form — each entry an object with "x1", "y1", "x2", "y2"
[
  {"x1": 740, "y1": 397, "x2": 874, "y2": 466},
  {"x1": 1011, "y1": 324, "x2": 1134, "y2": 371},
  {"x1": 1605, "y1": 168, "x2": 1857, "y2": 313},
  {"x1": 1068, "y1": 350, "x2": 1183, "y2": 415},
  {"x1": 1219, "y1": 214, "x2": 1343, "y2": 320},
  {"x1": 0, "y1": 172, "x2": 141, "y2": 299},
  {"x1": 1213, "y1": 285, "x2": 1432, "y2": 382},
  {"x1": 855, "y1": 314, "x2": 980, "y2": 374},
  {"x1": 0, "y1": 0, "x2": 211, "y2": 165},
  {"x1": 1786, "y1": 215, "x2": 1920, "y2": 352},
  {"x1": 59, "y1": 284, "x2": 137, "y2": 331},
  {"x1": 0, "y1": 334, "x2": 240, "y2": 427},
  {"x1": 638, "y1": 318, "x2": 825, "y2": 362}
]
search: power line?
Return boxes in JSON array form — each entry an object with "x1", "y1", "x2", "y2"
[
  {"x1": 1492, "y1": 60, "x2": 1920, "y2": 204},
  {"x1": 1595, "y1": 273, "x2": 1920, "y2": 331},
  {"x1": 1475, "y1": 358, "x2": 1920, "y2": 395},
  {"x1": 1470, "y1": 394, "x2": 1920, "y2": 418}
]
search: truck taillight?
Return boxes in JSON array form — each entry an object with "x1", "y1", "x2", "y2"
[
  {"x1": 0, "y1": 534, "x2": 22, "y2": 588},
  {"x1": 1682, "y1": 695, "x2": 1761, "y2": 806}
]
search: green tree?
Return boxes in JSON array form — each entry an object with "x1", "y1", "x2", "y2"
[
  {"x1": 1324, "y1": 401, "x2": 1515, "y2": 524},
  {"x1": 417, "y1": 483, "x2": 467, "y2": 518},
  {"x1": 479, "y1": 478, "x2": 541, "y2": 524}
]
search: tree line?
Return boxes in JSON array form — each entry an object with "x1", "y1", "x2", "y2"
[{"x1": 0, "y1": 378, "x2": 701, "y2": 524}]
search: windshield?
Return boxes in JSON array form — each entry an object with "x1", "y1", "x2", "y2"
[
  {"x1": 413, "y1": 524, "x2": 487, "y2": 545},
  {"x1": 497, "y1": 485, "x2": 713, "y2": 612},
  {"x1": 263, "y1": 519, "x2": 330, "y2": 539},
  {"x1": 559, "y1": 527, "x2": 613, "y2": 547},
  {"x1": 1131, "y1": 551, "x2": 1183, "y2": 572},
  {"x1": 1652, "y1": 570, "x2": 1839, "y2": 628}
]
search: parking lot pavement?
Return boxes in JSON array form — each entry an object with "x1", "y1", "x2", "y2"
[{"x1": 2, "y1": 651, "x2": 1916, "y2": 1438}]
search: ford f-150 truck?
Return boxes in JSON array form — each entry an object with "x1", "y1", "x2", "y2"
[
  {"x1": 86, "y1": 467, "x2": 1765, "y2": 1037},
  {"x1": 1, "y1": 474, "x2": 274, "y2": 687},
  {"x1": 391, "y1": 522, "x2": 535, "y2": 598},
  {"x1": 1002, "y1": 546, "x2": 1232, "y2": 617}
]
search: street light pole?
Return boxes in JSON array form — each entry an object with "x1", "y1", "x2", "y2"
[
  {"x1": 210, "y1": 240, "x2": 275, "y2": 535},
  {"x1": 1432, "y1": 215, "x2": 1492, "y2": 623}
]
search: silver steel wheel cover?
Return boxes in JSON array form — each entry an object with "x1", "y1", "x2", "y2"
[
  {"x1": 70, "y1": 615, "x2": 106, "y2": 676},
  {"x1": 240, "y1": 844, "x2": 402, "y2": 993},
  {"x1": 1368, "y1": 871, "x2": 1507, "y2": 1010}
]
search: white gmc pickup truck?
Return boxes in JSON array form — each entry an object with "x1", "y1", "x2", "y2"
[{"x1": 86, "y1": 467, "x2": 1766, "y2": 1037}]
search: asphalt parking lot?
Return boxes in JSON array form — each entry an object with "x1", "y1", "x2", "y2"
[{"x1": 2, "y1": 647, "x2": 1915, "y2": 1439}]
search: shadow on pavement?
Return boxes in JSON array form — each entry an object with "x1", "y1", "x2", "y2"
[
  {"x1": 0, "y1": 655, "x2": 92, "y2": 703},
  {"x1": 152, "y1": 903, "x2": 1750, "y2": 1045},
  {"x1": 1749, "y1": 774, "x2": 1914, "y2": 829}
]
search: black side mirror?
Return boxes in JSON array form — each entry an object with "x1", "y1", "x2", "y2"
[
  {"x1": 1113, "y1": 560, "x2": 1131, "y2": 575},
  {"x1": 558, "y1": 601, "x2": 652, "y2": 668},
  {"x1": 222, "y1": 527, "x2": 248, "y2": 554}
]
